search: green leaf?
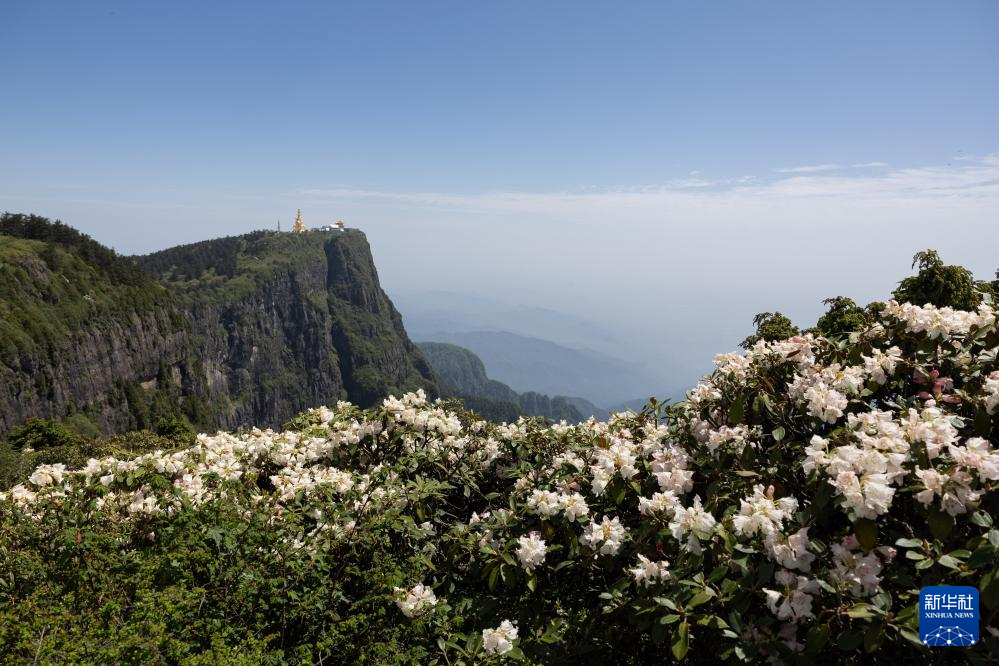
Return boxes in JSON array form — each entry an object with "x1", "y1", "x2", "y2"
[
  {"x1": 687, "y1": 590, "x2": 714, "y2": 609},
  {"x1": 847, "y1": 603, "x2": 874, "y2": 619},
  {"x1": 982, "y1": 571, "x2": 999, "y2": 609},
  {"x1": 895, "y1": 537, "x2": 923, "y2": 548},
  {"x1": 904, "y1": 551, "x2": 926, "y2": 561},
  {"x1": 854, "y1": 518, "x2": 878, "y2": 550},
  {"x1": 696, "y1": 614, "x2": 729, "y2": 629},
  {"x1": 729, "y1": 399, "x2": 745, "y2": 424},
  {"x1": 936, "y1": 555, "x2": 960, "y2": 570},
  {"x1": 871, "y1": 590, "x2": 892, "y2": 612},
  {"x1": 899, "y1": 627, "x2": 923, "y2": 647},
  {"x1": 671, "y1": 620, "x2": 689, "y2": 660},
  {"x1": 655, "y1": 597, "x2": 678, "y2": 611},
  {"x1": 707, "y1": 565, "x2": 728, "y2": 583},
  {"x1": 804, "y1": 625, "x2": 830, "y2": 656},
  {"x1": 771, "y1": 426, "x2": 786, "y2": 442},
  {"x1": 971, "y1": 510, "x2": 994, "y2": 528},
  {"x1": 968, "y1": 544, "x2": 996, "y2": 570},
  {"x1": 837, "y1": 629, "x2": 864, "y2": 651},
  {"x1": 974, "y1": 408, "x2": 991, "y2": 436},
  {"x1": 927, "y1": 509, "x2": 953, "y2": 541},
  {"x1": 863, "y1": 623, "x2": 885, "y2": 653}
]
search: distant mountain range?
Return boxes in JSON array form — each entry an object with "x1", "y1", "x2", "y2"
[
  {"x1": 418, "y1": 342, "x2": 606, "y2": 422},
  {"x1": 393, "y1": 289, "x2": 685, "y2": 408},
  {"x1": 391, "y1": 289, "x2": 623, "y2": 354},
  {"x1": 412, "y1": 330, "x2": 663, "y2": 409}
]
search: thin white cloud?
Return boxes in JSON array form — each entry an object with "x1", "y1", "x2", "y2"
[
  {"x1": 850, "y1": 162, "x2": 888, "y2": 168},
  {"x1": 772, "y1": 164, "x2": 841, "y2": 173},
  {"x1": 663, "y1": 178, "x2": 713, "y2": 189},
  {"x1": 299, "y1": 155, "x2": 999, "y2": 217}
]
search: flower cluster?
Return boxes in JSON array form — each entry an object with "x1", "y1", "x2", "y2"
[
  {"x1": 3, "y1": 298, "x2": 997, "y2": 663},
  {"x1": 394, "y1": 583, "x2": 438, "y2": 618},
  {"x1": 482, "y1": 620, "x2": 519, "y2": 655}
]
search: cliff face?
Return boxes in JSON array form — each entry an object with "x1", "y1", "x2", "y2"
[
  {"x1": 0, "y1": 300, "x2": 196, "y2": 436},
  {"x1": 0, "y1": 216, "x2": 438, "y2": 436},
  {"x1": 161, "y1": 230, "x2": 437, "y2": 430}
]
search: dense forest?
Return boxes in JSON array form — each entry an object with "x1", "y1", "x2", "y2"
[{"x1": 0, "y1": 212, "x2": 150, "y2": 287}]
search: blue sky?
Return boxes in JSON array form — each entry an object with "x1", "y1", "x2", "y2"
[
  {"x1": 2, "y1": 1, "x2": 999, "y2": 390},
  {"x1": 3, "y1": 1, "x2": 997, "y2": 199}
]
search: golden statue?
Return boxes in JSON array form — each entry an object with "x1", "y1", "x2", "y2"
[{"x1": 292, "y1": 208, "x2": 307, "y2": 233}]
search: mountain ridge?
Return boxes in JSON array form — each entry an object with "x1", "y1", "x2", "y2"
[
  {"x1": 418, "y1": 341, "x2": 606, "y2": 422},
  {"x1": 0, "y1": 214, "x2": 438, "y2": 437},
  {"x1": 413, "y1": 329, "x2": 664, "y2": 408}
]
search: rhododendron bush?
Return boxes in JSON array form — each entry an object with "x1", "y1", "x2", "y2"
[{"x1": 2, "y1": 300, "x2": 998, "y2": 664}]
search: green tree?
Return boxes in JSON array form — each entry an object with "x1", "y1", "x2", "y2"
[
  {"x1": 154, "y1": 416, "x2": 196, "y2": 445},
  {"x1": 740, "y1": 311, "x2": 800, "y2": 349},
  {"x1": 892, "y1": 249, "x2": 983, "y2": 309},
  {"x1": 813, "y1": 296, "x2": 871, "y2": 337},
  {"x1": 5, "y1": 418, "x2": 77, "y2": 450}
]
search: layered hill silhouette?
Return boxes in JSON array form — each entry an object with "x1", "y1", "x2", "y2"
[{"x1": 418, "y1": 341, "x2": 606, "y2": 423}]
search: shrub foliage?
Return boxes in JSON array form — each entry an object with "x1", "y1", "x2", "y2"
[{"x1": 2, "y1": 299, "x2": 999, "y2": 664}]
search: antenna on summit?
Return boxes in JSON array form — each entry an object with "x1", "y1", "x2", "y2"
[{"x1": 277, "y1": 219, "x2": 281, "y2": 232}]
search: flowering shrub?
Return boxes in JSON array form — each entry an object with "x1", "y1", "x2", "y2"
[{"x1": 1, "y1": 300, "x2": 998, "y2": 663}]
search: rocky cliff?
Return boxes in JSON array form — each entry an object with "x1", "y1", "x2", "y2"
[{"x1": 0, "y1": 214, "x2": 438, "y2": 436}]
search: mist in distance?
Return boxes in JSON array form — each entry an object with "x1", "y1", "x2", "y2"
[{"x1": 15, "y1": 155, "x2": 999, "y2": 405}]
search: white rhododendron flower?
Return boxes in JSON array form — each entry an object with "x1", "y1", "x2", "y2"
[
  {"x1": 914, "y1": 467, "x2": 980, "y2": 516},
  {"x1": 516, "y1": 533, "x2": 547, "y2": 571},
  {"x1": 394, "y1": 583, "x2": 437, "y2": 618},
  {"x1": 630, "y1": 554, "x2": 671, "y2": 587},
  {"x1": 803, "y1": 383, "x2": 848, "y2": 424},
  {"x1": 984, "y1": 371, "x2": 999, "y2": 414},
  {"x1": 901, "y1": 407, "x2": 959, "y2": 460},
  {"x1": 764, "y1": 527, "x2": 815, "y2": 572},
  {"x1": 705, "y1": 425, "x2": 754, "y2": 456},
  {"x1": 883, "y1": 300, "x2": 994, "y2": 339},
  {"x1": 526, "y1": 489, "x2": 563, "y2": 517},
  {"x1": 830, "y1": 536, "x2": 883, "y2": 597},
  {"x1": 668, "y1": 496, "x2": 716, "y2": 555},
  {"x1": 763, "y1": 570, "x2": 820, "y2": 622},
  {"x1": 638, "y1": 490, "x2": 679, "y2": 517},
  {"x1": 580, "y1": 515, "x2": 629, "y2": 556},
  {"x1": 949, "y1": 437, "x2": 999, "y2": 482},
  {"x1": 561, "y1": 492, "x2": 590, "y2": 521},
  {"x1": 482, "y1": 620, "x2": 519, "y2": 655},
  {"x1": 29, "y1": 463, "x2": 67, "y2": 487},
  {"x1": 731, "y1": 485, "x2": 798, "y2": 538},
  {"x1": 862, "y1": 346, "x2": 902, "y2": 384}
]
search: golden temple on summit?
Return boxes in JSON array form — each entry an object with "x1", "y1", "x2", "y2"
[{"x1": 292, "y1": 209, "x2": 307, "y2": 234}]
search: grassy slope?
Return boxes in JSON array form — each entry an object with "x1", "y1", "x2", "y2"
[{"x1": 0, "y1": 236, "x2": 172, "y2": 365}]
